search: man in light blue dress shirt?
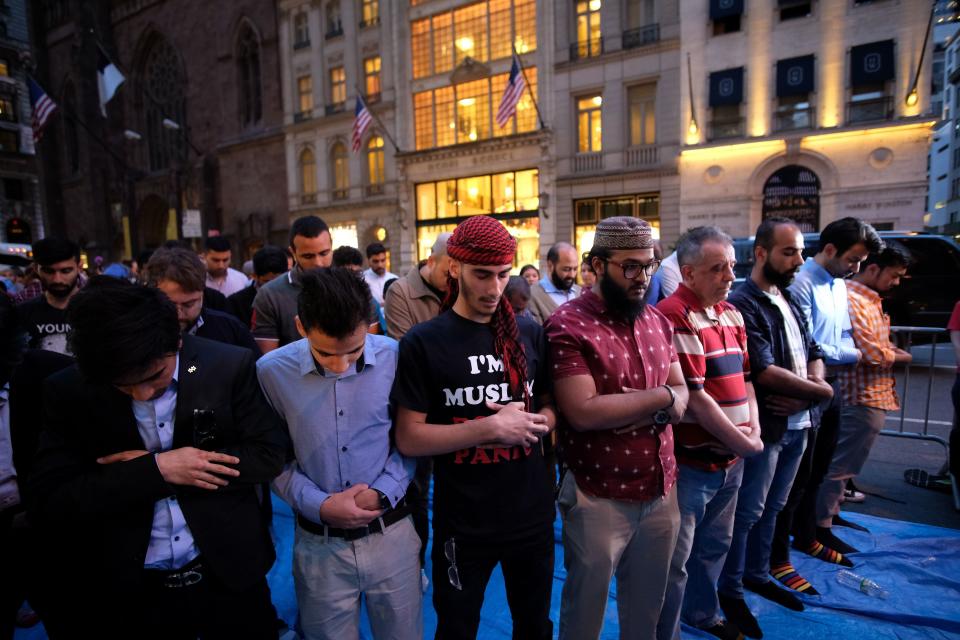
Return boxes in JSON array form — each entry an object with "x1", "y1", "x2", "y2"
[
  {"x1": 257, "y1": 267, "x2": 420, "y2": 640},
  {"x1": 777, "y1": 217, "x2": 883, "y2": 571}
]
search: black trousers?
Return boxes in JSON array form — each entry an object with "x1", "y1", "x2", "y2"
[
  {"x1": 772, "y1": 379, "x2": 843, "y2": 563},
  {"x1": 99, "y1": 564, "x2": 276, "y2": 640},
  {"x1": 432, "y1": 525, "x2": 554, "y2": 640},
  {"x1": 408, "y1": 457, "x2": 433, "y2": 566}
]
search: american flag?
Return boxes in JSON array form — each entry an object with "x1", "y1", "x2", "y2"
[
  {"x1": 352, "y1": 95, "x2": 373, "y2": 152},
  {"x1": 28, "y1": 77, "x2": 58, "y2": 143},
  {"x1": 496, "y1": 55, "x2": 526, "y2": 129}
]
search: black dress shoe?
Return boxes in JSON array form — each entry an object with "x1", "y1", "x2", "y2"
[
  {"x1": 744, "y1": 578, "x2": 804, "y2": 611},
  {"x1": 718, "y1": 594, "x2": 762, "y2": 639}
]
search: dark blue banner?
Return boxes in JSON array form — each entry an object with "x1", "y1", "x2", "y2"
[
  {"x1": 777, "y1": 55, "x2": 815, "y2": 97},
  {"x1": 851, "y1": 40, "x2": 895, "y2": 85},
  {"x1": 710, "y1": 0, "x2": 744, "y2": 20},
  {"x1": 709, "y1": 67, "x2": 744, "y2": 106}
]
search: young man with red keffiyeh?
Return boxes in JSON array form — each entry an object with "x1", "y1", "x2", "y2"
[{"x1": 392, "y1": 215, "x2": 557, "y2": 639}]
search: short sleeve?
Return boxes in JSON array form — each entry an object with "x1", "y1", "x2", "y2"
[
  {"x1": 657, "y1": 302, "x2": 705, "y2": 390},
  {"x1": 251, "y1": 287, "x2": 279, "y2": 340},
  {"x1": 390, "y1": 332, "x2": 432, "y2": 413},
  {"x1": 544, "y1": 312, "x2": 591, "y2": 380}
]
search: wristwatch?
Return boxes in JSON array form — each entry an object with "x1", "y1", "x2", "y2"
[
  {"x1": 373, "y1": 489, "x2": 392, "y2": 510},
  {"x1": 653, "y1": 384, "x2": 677, "y2": 427}
]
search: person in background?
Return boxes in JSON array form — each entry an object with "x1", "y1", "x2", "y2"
[
  {"x1": 816, "y1": 244, "x2": 912, "y2": 547},
  {"x1": 228, "y1": 246, "x2": 288, "y2": 329},
  {"x1": 504, "y1": 275, "x2": 533, "y2": 320},
  {"x1": 252, "y1": 216, "x2": 333, "y2": 353},
  {"x1": 579, "y1": 260, "x2": 596, "y2": 290},
  {"x1": 203, "y1": 236, "x2": 251, "y2": 297},
  {"x1": 647, "y1": 250, "x2": 682, "y2": 305},
  {"x1": 332, "y1": 246, "x2": 387, "y2": 335},
  {"x1": 16, "y1": 238, "x2": 83, "y2": 356},
  {"x1": 384, "y1": 232, "x2": 452, "y2": 340},
  {"x1": 520, "y1": 264, "x2": 540, "y2": 287},
  {"x1": 363, "y1": 242, "x2": 398, "y2": 306},
  {"x1": 528, "y1": 243, "x2": 581, "y2": 324},
  {"x1": 144, "y1": 247, "x2": 260, "y2": 357}
]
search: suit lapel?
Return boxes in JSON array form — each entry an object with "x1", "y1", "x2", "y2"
[
  {"x1": 95, "y1": 383, "x2": 146, "y2": 451},
  {"x1": 173, "y1": 337, "x2": 201, "y2": 450}
]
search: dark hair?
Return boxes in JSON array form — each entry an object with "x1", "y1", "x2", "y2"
[
  {"x1": 819, "y1": 217, "x2": 884, "y2": 256},
  {"x1": 67, "y1": 277, "x2": 181, "y2": 384},
  {"x1": 366, "y1": 242, "x2": 387, "y2": 258},
  {"x1": 586, "y1": 245, "x2": 612, "y2": 267},
  {"x1": 297, "y1": 268, "x2": 371, "y2": 338},
  {"x1": 32, "y1": 238, "x2": 80, "y2": 266},
  {"x1": 382, "y1": 276, "x2": 399, "y2": 298},
  {"x1": 143, "y1": 247, "x2": 206, "y2": 293},
  {"x1": 519, "y1": 264, "x2": 539, "y2": 277},
  {"x1": 861, "y1": 241, "x2": 912, "y2": 271},
  {"x1": 754, "y1": 216, "x2": 799, "y2": 253},
  {"x1": 546, "y1": 242, "x2": 574, "y2": 264},
  {"x1": 253, "y1": 246, "x2": 288, "y2": 276},
  {"x1": 332, "y1": 246, "x2": 364, "y2": 268},
  {"x1": 136, "y1": 249, "x2": 154, "y2": 267},
  {"x1": 675, "y1": 225, "x2": 731, "y2": 267},
  {"x1": 204, "y1": 236, "x2": 231, "y2": 253},
  {"x1": 504, "y1": 275, "x2": 530, "y2": 299},
  {"x1": 289, "y1": 215, "x2": 329, "y2": 246}
]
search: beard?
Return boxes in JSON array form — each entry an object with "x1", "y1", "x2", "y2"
[
  {"x1": 45, "y1": 279, "x2": 78, "y2": 300},
  {"x1": 762, "y1": 260, "x2": 799, "y2": 290},
  {"x1": 600, "y1": 275, "x2": 646, "y2": 324},
  {"x1": 551, "y1": 269, "x2": 575, "y2": 292}
]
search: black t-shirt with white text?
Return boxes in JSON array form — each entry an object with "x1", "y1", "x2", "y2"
[
  {"x1": 17, "y1": 296, "x2": 71, "y2": 355},
  {"x1": 391, "y1": 310, "x2": 554, "y2": 542}
]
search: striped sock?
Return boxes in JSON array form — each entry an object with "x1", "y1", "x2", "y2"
[
  {"x1": 803, "y1": 541, "x2": 853, "y2": 567},
  {"x1": 771, "y1": 562, "x2": 820, "y2": 595}
]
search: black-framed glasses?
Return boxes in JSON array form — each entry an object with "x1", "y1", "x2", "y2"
[
  {"x1": 444, "y1": 537, "x2": 462, "y2": 591},
  {"x1": 604, "y1": 258, "x2": 661, "y2": 280}
]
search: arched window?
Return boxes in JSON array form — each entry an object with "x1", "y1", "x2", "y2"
[
  {"x1": 331, "y1": 142, "x2": 348, "y2": 198},
  {"x1": 762, "y1": 165, "x2": 820, "y2": 232},
  {"x1": 237, "y1": 24, "x2": 263, "y2": 127},
  {"x1": 62, "y1": 81, "x2": 80, "y2": 174},
  {"x1": 142, "y1": 36, "x2": 187, "y2": 171},
  {"x1": 300, "y1": 148, "x2": 317, "y2": 198},
  {"x1": 367, "y1": 135, "x2": 385, "y2": 187}
]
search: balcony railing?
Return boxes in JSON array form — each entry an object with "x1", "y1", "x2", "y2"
[
  {"x1": 294, "y1": 110, "x2": 312, "y2": 123},
  {"x1": 293, "y1": 38, "x2": 310, "y2": 50},
  {"x1": 708, "y1": 118, "x2": 745, "y2": 141},
  {"x1": 573, "y1": 152, "x2": 603, "y2": 172},
  {"x1": 570, "y1": 37, "x2": 603, "y2": 61},
  {"x1": 366, "y1": 183, "x2": 385, "y2": 196},
  {"x1": 366, "y1": 91, "x2": 382, "y2": 104},
  {"x1": 774, "y1": 106, "x2": 815, "y2": 132},
  {"x1": 332, "y1": 188, "x2": 349, "y2": 200},
  {"x1": 325, "y1": 102, "x2": 346, "y2": 116},
  {"x1": 625, "y1": 145, "x2": 659, "y2": 168},
  {"x1": 359, "y1": 17, "x2": 380, "y2": 28},
  {"x1": 847, "y1": 96, "x2": 894, "y2": 124},
  {"x1": 301, "y1": 193, "x2": 317, "y2": 205},
  {"x1": 325, "y1": 23, "x2": 344, "y2": 39},
  {"x1": 622, "y1": 24, "x2": 660, "y2": 50}
]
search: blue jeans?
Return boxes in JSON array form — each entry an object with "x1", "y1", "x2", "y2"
[
  {"x1": 657, "y1": 460, "x2": 744, "y2": 640},
  {"x1": 718, "y1": 429, "x2": 808, "y2": 598}
]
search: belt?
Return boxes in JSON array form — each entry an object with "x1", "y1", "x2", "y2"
[
  {"x1": 143, "y1": 556, "x2": 204, "y2": 589},
  {"x1": 297, "y1": 500, "x2": 411, "y2": 541}
]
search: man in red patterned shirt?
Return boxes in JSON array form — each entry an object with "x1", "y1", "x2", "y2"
[
  {"x1": 655, "y1": 226, "x2": 762, "y2": 640},
  {"x1": 816, "y1": 244, "x2": 911, "y2": 542},
  {"x1": 545, "y1": 217, "x2": 688, "y2": 640}
]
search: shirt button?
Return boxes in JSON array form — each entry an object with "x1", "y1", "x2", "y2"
[
  {"x1": 170, "y1": 496, "x2": 176, "y2": 502},
  {"x1": 341, "y1": 446, "x2": 348, "y2": 452},
  {"x1": 345, "y1": 481, "x2": 351, "y2": 487},
  {"x1": 174, "y1": 536, "x2": 180, "y2": 541},
  {"x1": 159, "y1": 423, "x2": 165, "y2": 428},
  {"x1": 338, "y1": 409, "x2": 344, "y2": 416}
]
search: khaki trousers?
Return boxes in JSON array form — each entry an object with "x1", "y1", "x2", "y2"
[{"x1": 558, "y1": 472, "x2": 680, "y2": 640}]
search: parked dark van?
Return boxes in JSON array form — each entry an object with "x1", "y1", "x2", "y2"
[{"x1": 731, "y1": 232, "x2": 960, "y2": 329}]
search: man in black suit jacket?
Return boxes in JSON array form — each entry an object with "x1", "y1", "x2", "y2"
[{"x1": 28, "y1": 277, "x2": 287, "y2": 639}]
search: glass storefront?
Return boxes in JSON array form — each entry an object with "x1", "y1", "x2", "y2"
[
  {"x1": 416, "y1": 169, "x2": 540, "y2": 270},
  {"x1": 573, "y1": 194, "x2": 661, "y2": 260}
]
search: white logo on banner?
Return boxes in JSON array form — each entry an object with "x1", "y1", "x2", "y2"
[
  {"x1": 864, "y1": 52, "x2": 882, "y2": 74},
  {"x1": 719, "y1": 0, "x2": 734, "y2": 8},
  {"x1": 719, "y1": 77, "x2": 734, "y2": 97},
  {"x1": 787, "y1": 66, "x2": 804, "y2": 86}
]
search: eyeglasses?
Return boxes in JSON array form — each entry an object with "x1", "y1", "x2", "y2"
[
  {"x1": 444, "y1": 537, "x2": 462, "y2": 591},
  {"x1": 603, "y1": 258, "x2": 661, "y2": 280}
]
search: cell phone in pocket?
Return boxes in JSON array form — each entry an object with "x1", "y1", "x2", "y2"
[{"x1": 193, "y1": 409, "x2": 218, "y2": 451}]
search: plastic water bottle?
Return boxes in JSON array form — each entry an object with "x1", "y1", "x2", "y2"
[{"x1": 836, "y1": 570, "x2": 889, "y2": 599}]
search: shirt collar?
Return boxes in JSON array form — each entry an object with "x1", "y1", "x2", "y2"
[
  {"x1": 674, "y1": 282, "x2": 712, "y2": 312},
  {"x1": 847, "y1": 279, "x2": 880, "y2": 302},
  {"x1": 802, "y1": 257, "x2": 833, "y2": 285},
  {"x1": 296, "y1": 334, "x2": 378, "y2": 378},
  {"x1": 171, "y1": 353, "x2": 180, "y2": 385},
  {"x1": 540, "y1": 276, "x2": 576, "y2": 296}
]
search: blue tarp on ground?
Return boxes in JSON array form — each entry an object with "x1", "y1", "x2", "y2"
[
  {"x1": 15, "y1": 497, "x2": 960, "y2": 639},
  {"x1": 265, "y1": 497, "x2": 960, "y2": 640}
]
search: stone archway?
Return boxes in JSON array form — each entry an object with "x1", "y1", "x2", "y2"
[{"x1": 762, "y1": 165, "x2": 821, "y2": 232}]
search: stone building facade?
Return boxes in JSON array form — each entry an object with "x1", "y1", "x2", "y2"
[{"x1": 32, "y1": 0, "x2": 287, "y2": 260}]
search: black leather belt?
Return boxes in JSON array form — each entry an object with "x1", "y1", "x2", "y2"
[
  {"x1": 297, "y1": 501, "x2": 411, "y2": 541},
  {"x1": 144, "y1": 556, "x2": 204, "y2": 589}
]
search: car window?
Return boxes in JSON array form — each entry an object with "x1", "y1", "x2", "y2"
[{"x1": 900, "y1": 238, "x2": 960, "y2": 278}]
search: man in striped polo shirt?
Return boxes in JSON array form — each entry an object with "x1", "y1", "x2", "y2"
[{"x1": 656, "y1": 227, "x2": 763, "y2": 640}]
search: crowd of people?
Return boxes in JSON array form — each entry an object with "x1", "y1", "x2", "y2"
[{"x1": 0, "y1": 211, "x2": 952, "y2": 640}]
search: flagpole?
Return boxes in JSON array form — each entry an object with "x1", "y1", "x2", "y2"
[
  {"x1": 511, "y1": 45, "x2": 545, "y2": 130},
  {"x1": 354, "y1": 86, "x2": 402, "y2": 153}
]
